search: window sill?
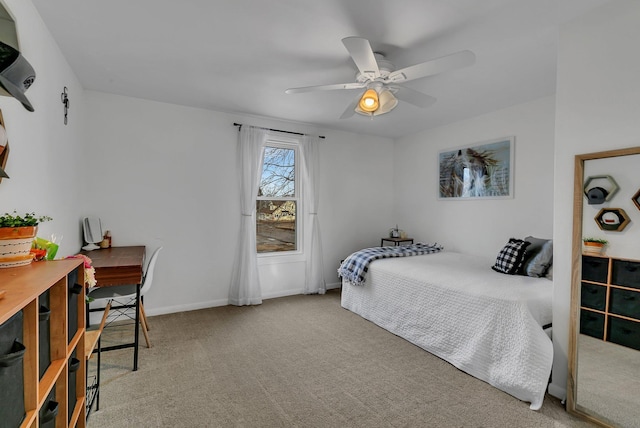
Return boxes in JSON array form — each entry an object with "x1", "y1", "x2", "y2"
[{"x1": 257, "y1": 251, "x2": 305, "y2": 264}]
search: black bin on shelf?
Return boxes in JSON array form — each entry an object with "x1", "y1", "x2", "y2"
[
  {"x1": 607, "y1": 316, "x2": 640, "y2": 351},
  {"x1": 0, "y1": 311, "x2": 26, "y2": 428},
  {"x1": 582, "y1": 256, "x2": 609, "y2": 283},
  {"x1": 39, "y1": 386, "x2": 58, "y2": 428},
  {"x1": 39, "y1": 291, "x2": 51, "y2": 379},
  {"x1": 611, "y1": 259, "x2": 640, "y2": 289},
  {"x1": 580, "y1": 309, "x2": 605, "y2": 339},
  {"x1": 609, "y1": 288, "x2": 640, "y2": 319},
  {"x1": 581, "y1": 282, "x2": 607, "y2": 311},
  {"x1": 68, "y1": 353, "x2": 80, "y2": 422},
  {"x1": 68, "y1": 269, "x2": 81, "y2": 344}
]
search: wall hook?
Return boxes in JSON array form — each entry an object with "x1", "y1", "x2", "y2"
[{"x1": 61, "y1": 87, "x2": 69, "y2": 125}]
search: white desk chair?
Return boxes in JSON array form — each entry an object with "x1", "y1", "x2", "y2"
[{"x1": 87, "y1": 246, "x2": 162, "y2": 348}]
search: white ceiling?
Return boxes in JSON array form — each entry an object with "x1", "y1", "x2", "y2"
[{"x1": 31, "y1": 0, "x2": 610, "y2": 139}]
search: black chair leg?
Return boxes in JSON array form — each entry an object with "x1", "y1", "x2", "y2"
[
  {"x1": 85, "y1": 301, "x2": 90, "y2": 328},
  {"x1": 96, "y1": 337, "x2": 101, "y2": 411}
]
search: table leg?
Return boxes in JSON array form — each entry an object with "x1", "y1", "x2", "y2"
[{"x1": 133, "y1": 283, "x2": 141, "y2": 371}]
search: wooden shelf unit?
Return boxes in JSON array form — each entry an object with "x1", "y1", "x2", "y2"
[
  {"x1": 580, "y1": 254, "x2": 640, "y2": 350},
  {"x1": 0, "y1": 259, "x2": 86, "y2": 428}
]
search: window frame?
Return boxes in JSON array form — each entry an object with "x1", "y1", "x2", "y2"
[{"x1": 256, "y1": 137, "x2": 303, "y2": 261}]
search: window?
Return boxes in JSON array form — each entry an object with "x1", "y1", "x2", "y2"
[{"x1": 256, "y1": 143, "x2": 299, "y2": 254}]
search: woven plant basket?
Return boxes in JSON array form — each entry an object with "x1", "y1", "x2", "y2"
[
  {"x1": 0, "y1": 226, "x2": 37, "y2": 268},
  {"x1": 583, "y1": 241, "x2": 605, "y2": 256}
]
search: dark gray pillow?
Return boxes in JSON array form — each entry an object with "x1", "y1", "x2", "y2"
[
  {"x1": 524, "y1": 239, "x2": 553, "y2": 277},
  {"x1": 519, "y1": 237, "x2": 547, "y2": 275}
]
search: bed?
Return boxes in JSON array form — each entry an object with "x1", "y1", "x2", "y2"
[{"x1": 340, "y1": 250, "x2": 553, "y2": 410}]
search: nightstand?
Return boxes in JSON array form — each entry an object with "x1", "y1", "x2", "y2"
[{"x1": 381, "y1": 237, "x2": 414, "y2": 247}]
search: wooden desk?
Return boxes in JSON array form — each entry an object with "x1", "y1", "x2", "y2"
[
  {"x1": 88, "y1": 246, "x2": 145, "y2": 287},
  {"x1": 82, "y1": 246, "x2": 145, "y2": 371}
]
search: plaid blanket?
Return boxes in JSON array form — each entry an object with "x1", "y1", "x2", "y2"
[{"x1": 338, "y1": 243, "x2": 443, "y2": 286}]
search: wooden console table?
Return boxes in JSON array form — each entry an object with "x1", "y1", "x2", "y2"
[
  {"x1": 82, "y1": 246, "x2": 145, "y2": 371},
  {"x1": 0, "y1": 259, "x2": 86, "y2": 427}
]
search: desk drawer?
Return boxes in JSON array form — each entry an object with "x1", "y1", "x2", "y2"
[
  {"x1": 582, "y1": 256, "x2": 609, "y2": 284},
  {"x1": 611, "y1": 259, "x2": 640, "y2": 289}
]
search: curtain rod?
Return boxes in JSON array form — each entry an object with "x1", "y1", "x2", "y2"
[{"x1": 233, "y1": 123, "x2": 325, "y2": 139}]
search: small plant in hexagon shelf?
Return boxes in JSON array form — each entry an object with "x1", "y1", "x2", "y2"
[
  {"x1": 0, "y1": 211, "x2": 52, "y2": 268},
  {"x1": 583, "y1": 237, "x2": 608, "y2": 255}
]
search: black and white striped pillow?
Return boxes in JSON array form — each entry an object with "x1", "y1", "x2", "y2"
[{"x1": 492, "y1": 238, "x2": 531, "y2": 274}]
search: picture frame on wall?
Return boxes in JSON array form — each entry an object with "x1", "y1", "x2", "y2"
[
  {"x1": 0, "y1": 110, "x2": 9, "y2": 181},
  {"x1": 438, "y1": 136, "x2": 514, "y2": 200}
]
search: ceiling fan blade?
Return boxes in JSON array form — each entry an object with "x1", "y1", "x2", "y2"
[
  {"x1": 339, "y1": 92, "x2": 364, "y2": 119},
  {"x1": 391, "y1": 85, "x2": 437, "y2": 108},
  {"x1": 285, "y1": 82, "x2": 365, "y2": 94},
  {"x1": 387, "y1": 50, "x2": 475, "y2": 83},
  {"x1": 342, "y1": 37, "x2": 380, "y2": 80}
]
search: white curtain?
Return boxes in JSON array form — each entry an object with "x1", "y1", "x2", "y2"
[
  {"x1": 300, "y1": 135, "x2": 326, "y2": 294},
  {"x1": 229, "y1": 126, "x2": 267, "y2": 306}
]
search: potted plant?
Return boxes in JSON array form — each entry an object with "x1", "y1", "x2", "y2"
[
  {"x1": 583, "y1": 237, "x2": 608, "y2": 255},
  {"x1": 0, "y1": 211, "x2": 52, "y2": 268}
]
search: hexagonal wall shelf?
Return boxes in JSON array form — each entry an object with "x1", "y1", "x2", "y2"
[
  {"x1": 583, "y1": 175, "x2": 619, "y2": 204},
  {"x1": 595, "y1": 207, "x2": 630, "y2": 232},
  {"x1": 633, "y1": 188, "x2": 640, "y2": 211}
]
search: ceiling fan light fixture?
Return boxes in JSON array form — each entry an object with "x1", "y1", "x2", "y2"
[
  {"x1": 355, "y1": 88, "x2": 398, "y2": 117},
  {"x1": 358, "y1": 88, "x2": 379, "y2": 112},
  {"x1": 287, "y1": 37, "x2": 475, "y2": 121},
  {"x1": 375, "y1": 88, "x2": 398, "y2": 115}
]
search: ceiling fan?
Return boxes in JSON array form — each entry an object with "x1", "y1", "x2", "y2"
[{"x1": 285, "y1": 37, "x2": 475, "y2": 119}]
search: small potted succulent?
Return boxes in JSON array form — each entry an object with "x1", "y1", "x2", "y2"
[
  {"x1": 583, "y1": 237, "x2": 608, "y2": 255},
  {"x1": 0, "y1": 211, "x2": 52, "y2": 268}
]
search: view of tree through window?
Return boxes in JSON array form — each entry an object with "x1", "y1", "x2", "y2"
[{"x1": 257, "y1": 146, "x2": 297, "y2": 253}]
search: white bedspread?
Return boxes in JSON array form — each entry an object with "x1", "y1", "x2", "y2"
[{"x1": 340, "y1": 251, "x2": 553, "y2": 410}]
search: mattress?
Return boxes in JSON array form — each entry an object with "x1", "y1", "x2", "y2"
[{"x1": 340, "y1": 251, "x2": 553, "y2": 410}]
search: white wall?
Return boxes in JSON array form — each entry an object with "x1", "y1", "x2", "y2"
[
  {"x1": 83, "y1": 91, "x2": 394, "y2": 315},
  {"x1": 550, "y1": 0, "x2": 640, "y2": 399},
  {"x1": 0, "y1": 0, "x2": 84, "y2": 256},
  {"x1": 393, "y1": 96, "x2": 555, "y2": 260}
]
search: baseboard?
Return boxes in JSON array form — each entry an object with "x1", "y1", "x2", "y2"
[
  {"x1": 261, "y1": 288, "x2": 305, "y2": 300},
  {"x1": 146, "y1": 282, "x2": 342, "y2": 317},
  {"x1": 263, "y1": 281, "x2": 341, "y2": 299},
  {"x1": 326, "y1": 281, "x2": 342, "y2": 290},
  {"x1": 548, "y1": 383, "x2": 566, "y2": 401},
  {"x1": 146, "y1": 298, "x2": 228, "y2": 316}
]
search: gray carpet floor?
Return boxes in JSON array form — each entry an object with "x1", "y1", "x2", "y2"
[
  {"x1": 87, "y1": 289, "x2": 594, "y2": 427},
  {"x1": 576, "y1": 334, "x2": 640, "y2": 427}
]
